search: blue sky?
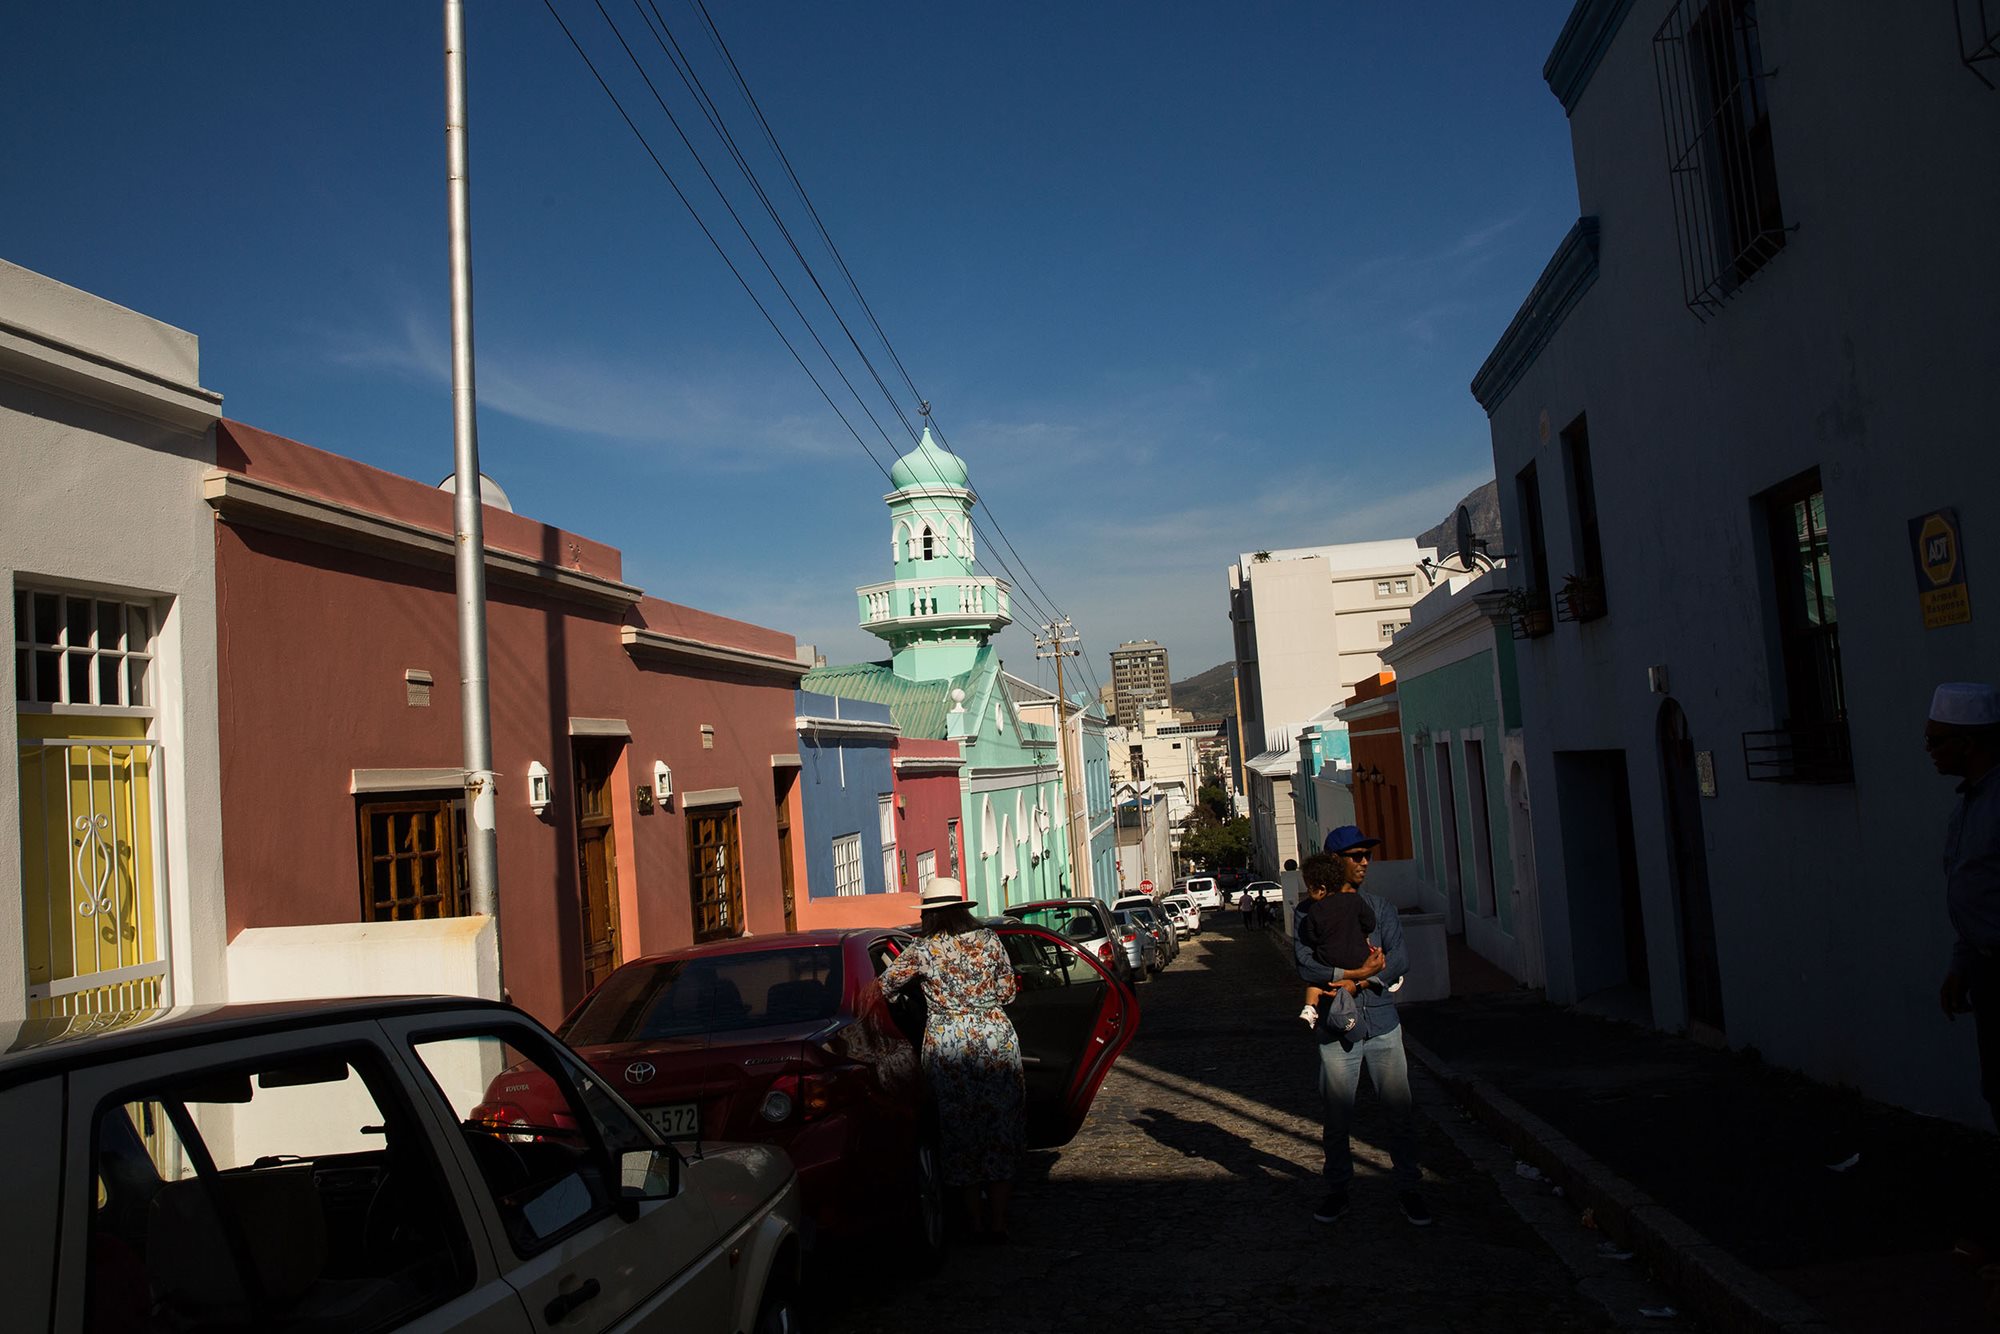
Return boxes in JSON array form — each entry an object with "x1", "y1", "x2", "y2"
[{"x1": 3, "y1": 2, "x2": 1580, "y2": 699}]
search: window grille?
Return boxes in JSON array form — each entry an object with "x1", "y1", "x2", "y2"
[
  {"x1": 832, "y1": 833, "x2": 864, "y2": 896},
  {"x1": 1960, "y1": 0, "x2": 2000, "y2": 88},
  {"x1": 14, "y1": 588, "x2": 156, "y2": 709},
  {"x1": 358, "y1": 796, "x2": 468, "y2": 921},
  {"x1": 1653, "y1": 0, "x2": 1788, "y2": 318},
  {"x1": 689, "y1": 808, "x2": 746, "y2": 937}
]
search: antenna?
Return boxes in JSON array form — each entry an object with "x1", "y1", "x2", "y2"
[
  {"x1": 1417, "y1": 503, "x2": 1507, "y2": 586},
  {"x1": 1454, "y1": 505, "x2": 1479, "y2": 570}
]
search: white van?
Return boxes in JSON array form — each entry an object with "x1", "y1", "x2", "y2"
[{"x1": 1179, "y1": 876, "x2": 1222, "y2": 911}]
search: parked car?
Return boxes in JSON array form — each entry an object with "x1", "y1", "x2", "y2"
[
  {"x1": 1110, "y1": 907, "x2": 1162, "y2": 977},
  {"x1": 1, "y1": 995, "x2": 804, "y2": 1334},
  {"x1": 1004, "y1": 897, "x2": 1134, "y2": 987},
  {"x1": 1179, "y1": 875, "x2": 1223, "y2": 911},
  {"x1": 537, "y1": 922, "x2": 1137, "y2": 1265},
  {"x1": 1159, "y1": 892, "x2": 1200, "y2": 934},
  {"x1": 1237, "y1": 880, "x2": 1285, "y2": 910},
  {"x1": 1114, "y1": 896, "x2": 1177, "y2": 964}
]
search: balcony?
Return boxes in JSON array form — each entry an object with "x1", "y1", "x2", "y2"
[{"x1": 1742, "y1": 718, "x2": 1853, "y2": 784}]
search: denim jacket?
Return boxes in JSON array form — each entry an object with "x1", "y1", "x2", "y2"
[{"x1": 1293, "y1": 890, "x2": 1406, "y2": 1042}]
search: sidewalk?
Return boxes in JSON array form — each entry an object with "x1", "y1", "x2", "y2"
[{"x1": 1397, "y1": 937, "x2": 2000, "y2": 1333}]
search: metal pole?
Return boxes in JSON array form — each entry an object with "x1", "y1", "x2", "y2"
[{"x1": 445, "y1": 0, "x2": 501, "y2": 953}]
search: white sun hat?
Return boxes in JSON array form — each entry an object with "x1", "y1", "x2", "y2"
[{"x1": 919, "y1": 878, "x2": 966, "y2": 910}]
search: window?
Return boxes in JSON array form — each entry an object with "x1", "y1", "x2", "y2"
[
  {"x1": 878, "y1": 795, "x2": 896, "y2": 891},
  {"x1": 14, "y1": 587, "x2": 155, "y2": 709},
  {"x1": 921, "y1": 525, "x2": 935, "y2": 560},
  {"x1": 1379, "y1": 620, "x2": 1409, "y2": 641},
  {"x1": 1394, "y1": 577, "x2": 1411, "y2": 595},
  {"x1": 87, "y1": 1046, "x2": 471, "y2": 1330},
  {"x1": 1560, "y1": 415, "x2": 1608, "y2": 620},
  {"x1": 688, "y1": 807, "x2": 746, "y2": 938},
  {"x1": 1516, "y1": 463, "x2": 1551, "y2": 596},
  {"x1": 358, "y1": 795, "x2": 468, "y2": 921},
  {"x1": 1464, "y1": 738, "x2": 1497, "y2": 917},
  {"x1": 917, "y1": 850, "x2": 936, "y2": 889},
  {"x1": 832, "y1": 832, "x2": 864, "y2": 897},
  {"x1": 1375, "y1": 580, "x2": 1393, "y2": 597},
  {"x1": 946, "y1": 819, "x2": 960, "y2": 877},
  {"x1": 1746, "y1": 469, "x2": 1849, "y2": 781},
  {"x1": 1653, "y1": 0, "x2": 1787, "y2": 316},
  {"x1": 411, "y1": 1031, "x2": 657, "y2": 1256}
]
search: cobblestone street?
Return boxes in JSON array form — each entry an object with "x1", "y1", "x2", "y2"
[{"x1": 817, "y1": 923, "x2": 1692, "y2": 1333}]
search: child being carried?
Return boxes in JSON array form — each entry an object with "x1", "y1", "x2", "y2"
[{"x1": 1295, "y1": 879, "x2": 1378, "y2": 1040}]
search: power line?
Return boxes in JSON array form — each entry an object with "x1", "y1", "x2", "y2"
[{"x1": 541, "y1": 0, "x2": 1072, "y2": 635}]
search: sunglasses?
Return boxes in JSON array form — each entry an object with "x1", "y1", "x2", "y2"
[{"x1": 1338, "y1": 848, "x2": 1373, "y2": 861}]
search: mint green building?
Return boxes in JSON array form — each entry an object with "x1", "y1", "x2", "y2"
[
  {"x1": 804, "y1": 430, "x2": 1091, "y2": 914},
  {"x1": 1379, "y1": 572, "x2": 1545, "y2": 987}
]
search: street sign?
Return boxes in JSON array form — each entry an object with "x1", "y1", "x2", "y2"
[
  {"x1": 1909, "y1": 507, "x2": 1972, "y2": 629},
  {"x1": 1139, "y1": 879, "x2": 1153, "y2": 892}
]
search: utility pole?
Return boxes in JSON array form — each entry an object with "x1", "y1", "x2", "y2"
[
  {"x1": 444, "y1": 0, "x2": 500, "y2": 985},
  {"x1": 1035, "y1": 618, "x2": 1088, "y2": 900}
]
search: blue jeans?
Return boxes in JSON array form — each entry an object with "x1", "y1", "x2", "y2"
[{"x1": 1316, "y1": 1023, "x2": 1420, "y2": 1188}]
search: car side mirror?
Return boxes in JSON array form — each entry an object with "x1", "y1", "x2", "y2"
[{"x1": 618, "y1": 1146, "x2": 679, "y2": 1203}]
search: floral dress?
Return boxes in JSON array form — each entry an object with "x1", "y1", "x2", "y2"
[{"x1": 880, "y1": 928, "x2": 1025, "y2": 1185}]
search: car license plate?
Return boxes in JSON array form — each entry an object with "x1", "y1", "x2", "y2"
[{"x1": 642, "y1": 1103, "x2": 699, "y2": 1138}]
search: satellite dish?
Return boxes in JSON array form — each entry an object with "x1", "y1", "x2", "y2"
[{"x1": 1454, "y1": 505, "x2": 1477, "y2": 569}]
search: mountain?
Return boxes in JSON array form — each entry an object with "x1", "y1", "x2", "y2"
[
  {"x1": 1167, "y1": 661, "x2": 1237, "y2": 722},
  {"x1": 1416, "y1": 479, "x2": 1504, "y2": 562}
]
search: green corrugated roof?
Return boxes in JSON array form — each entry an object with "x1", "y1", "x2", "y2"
[{"x1": 800, "y1": 659, "x2": 974, "y2": 740}]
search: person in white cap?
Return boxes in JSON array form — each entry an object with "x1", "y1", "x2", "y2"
[
  {"x1": 878, "y1": 878, "x2": 1026, "y2": 1242},
  {"x1": 1929, "y1": 682, "x2": 2000, "y2": 1129}
]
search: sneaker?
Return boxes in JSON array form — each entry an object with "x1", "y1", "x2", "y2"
[
  {"x1": 1400, "y1": 1191, "x2": 1434, "y2": 1227},
  {"x1": 1312, "y1": 1188, "x2": 1349, "y2": 1224}
]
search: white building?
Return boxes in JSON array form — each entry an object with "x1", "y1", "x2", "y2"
[
  {"x1": 1228, "y1": 538, "x2": 1432, "y2": 870},
  {"x1": 2, "y1": 260, "x2": 227, "y2": 1022},
  {"x1": 1474, "y1": 1, "x2": 2000, "y2": 1122}
]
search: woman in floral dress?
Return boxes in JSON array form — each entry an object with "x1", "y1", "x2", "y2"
[{"x1": 879, "y1": 878, "x2": 1025, "y2": 1240}]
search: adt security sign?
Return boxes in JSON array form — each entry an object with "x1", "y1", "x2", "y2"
[{"x1": 1909, "y1": 507, "x2": 1972, "y2": 629}]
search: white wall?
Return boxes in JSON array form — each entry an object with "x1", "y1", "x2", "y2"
[
  {"x1": 0, "y1": 260, "x2": 226, "y2": 1019},
  {"x1": 1484, "y1": 4, "x2": 2000, "y2": 1123}
]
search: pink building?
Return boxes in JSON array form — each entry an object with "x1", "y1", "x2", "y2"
[{"x1": 208, "y1": 421, "x2": 807, "y2": 1026}]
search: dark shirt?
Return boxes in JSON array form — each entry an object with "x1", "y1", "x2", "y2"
[
  {"x1": 1299, "y1": 893, "x2": 1377, "y2": 970},
  {"x1": 1293, "y1": 890, "x2": 1407, "y2": 1041},
  {"x1": 1947, "y1": 768, "x2": 2000, "y2": 971}
]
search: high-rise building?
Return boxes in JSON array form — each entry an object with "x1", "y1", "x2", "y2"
[{"x1": 1109, "y1": 640, "x2": 1172, "y2": 724}]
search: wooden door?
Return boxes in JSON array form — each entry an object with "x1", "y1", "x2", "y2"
[
  {"x1": 774, "y1": 771, "x2": 798, "y2": 931},
  {"x1": 574, "y1": 740, "x2": 622, "y2": 991}
]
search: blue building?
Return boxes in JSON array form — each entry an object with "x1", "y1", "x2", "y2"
[{"x1": 794, "y1": 689, "x2": 899, "y2": 904}]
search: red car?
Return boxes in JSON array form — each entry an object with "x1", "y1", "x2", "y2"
[{"x1": 479, "y1": 922, "x2": 1136, "y2": 1262}]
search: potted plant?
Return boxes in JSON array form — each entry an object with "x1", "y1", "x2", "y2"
[
  {"x1": 1504, "y1": 586, "x2": 1554, "y2": 638},
  {"x1": 1560, "y1": 572, "x2": 1607, "y2": 622}
]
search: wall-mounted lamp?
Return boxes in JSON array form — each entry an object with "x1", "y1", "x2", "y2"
[
  {"x1": 895, "y1": 793, "x2": 907, "y2": 811},
  {"x1": 653, "y1": 760, "x2": 673, "y2": 801},
  {"x1": 527, "y1": 760, "x2": 551, "y2": 815}
]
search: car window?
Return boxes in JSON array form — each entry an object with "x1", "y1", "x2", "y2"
[
  {"x1": 411, "y1": 1032, "x2": 623, "y2": 1256},
  {"x1": 999, "y1": 930, "x2": 1098, "y2": 990},
  {"x1": 1007, "y1": 904, "x2": 1101, "y2": 940},
  {"x1": 562, "y1": 945, "x2": 845, "y2": 1043},
  {"x1": 85, "y1": 1046, "x2": 471, "y2": 1333}
]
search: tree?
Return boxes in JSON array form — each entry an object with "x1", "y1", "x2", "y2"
[{"x1": 1181, "y1": 815, "x2": 1250, "y2": 871}]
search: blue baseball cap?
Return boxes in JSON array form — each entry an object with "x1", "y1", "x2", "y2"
[{"x1": 1324, "y1": 825, "x2": 1382, "y2": 854}]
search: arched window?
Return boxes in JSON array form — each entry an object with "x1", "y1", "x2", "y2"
[
  {"x1": 922, "y1": 525, "x2": 934, "y2": 560},
  {"x1": 894, "y1": 521, "x2": 910, "y2": 561}
]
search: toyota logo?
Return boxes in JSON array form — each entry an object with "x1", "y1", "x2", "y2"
[{"x1": 624, "y1": 1061, "x2": 656, "y2": 1085}]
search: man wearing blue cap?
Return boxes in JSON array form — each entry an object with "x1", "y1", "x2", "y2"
[
  {"x1": 1295, "y1": 825, "x2": 1430, "y2": 1226},
  {"x1": 1930, "y1": 682, "x2": 2000, "y2": 1128}
]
